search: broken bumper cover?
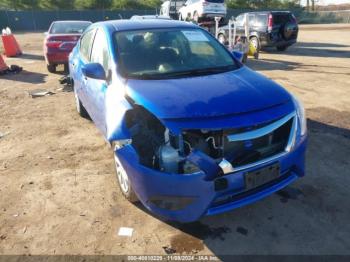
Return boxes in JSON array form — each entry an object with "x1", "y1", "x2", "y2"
[{"x1": 116, "y1": 136, "x2": 307, "y2": 223}]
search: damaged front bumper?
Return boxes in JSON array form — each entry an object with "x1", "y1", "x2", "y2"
[{"x1": 115, "y1": 135, "x2": 307, "y2": 223}]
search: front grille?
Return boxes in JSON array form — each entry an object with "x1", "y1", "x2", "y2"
[
  {"x1": 181, "y1": 112, "x2": 297, "y2": 174},
  {"x1": 223, "y1": 117, "x2": 293, "y2": 167}
]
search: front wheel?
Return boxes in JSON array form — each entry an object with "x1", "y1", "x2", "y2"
[
  {"x1": 113, "y1": 151, "x2": 138, "y2": 203},
  {"x1": 74, "y1": 87, "x2": 89, "y2": 119}
]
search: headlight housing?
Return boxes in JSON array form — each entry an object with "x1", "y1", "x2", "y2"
[{"x1": 293, "y1": 96, "x2": 307, "y2": 136}]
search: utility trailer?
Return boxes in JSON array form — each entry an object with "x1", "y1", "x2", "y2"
[{"x1": 199, "y1": 16, "x2": 251, "y2": 63}]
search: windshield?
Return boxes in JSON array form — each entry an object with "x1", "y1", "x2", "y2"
[
  {"x1": 114, "y1": 28, "x2": 239, "y2": 79},
  {"x1": 49, "y1": 21, "x2": 91, "y2": 34}
]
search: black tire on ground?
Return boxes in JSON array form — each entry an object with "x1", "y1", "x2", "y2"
[
  {"x1": 250, "y1": 36, "x2": 260, "y2": 52},
  {"x1": 113, "y1": 150, "x2": 139, "y2": 203},
  {"x1": 47, "y1": 64, "x2": 56, "y2": 73},
  {"x1": 74, "y1": 87, "x2": 90, "y2": 119},
  {"x1": 276, "y1": 45, "x2": 288, "y2": 51},
  {"x1": 64, "y1": 63, "x2": 69, "y2": 73}
]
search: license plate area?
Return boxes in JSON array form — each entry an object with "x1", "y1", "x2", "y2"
[{"x1": 244, "y1": 163, "x2": 280, "y2": 190}]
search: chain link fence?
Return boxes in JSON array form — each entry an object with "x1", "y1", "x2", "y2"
[{"x1": 0, "y1": 8, "x2": 348, "y2": 31}]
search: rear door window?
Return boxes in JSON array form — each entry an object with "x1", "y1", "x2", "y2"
[
  {"x1": 80, "y1": 29, "x2": 96, "y2": 62},
  {"x1": 255, "y1": 14, "x2": 267, "y2": 26},
  {"x1": 248, "y1": 14, "x2": 255, "y2": 26}
]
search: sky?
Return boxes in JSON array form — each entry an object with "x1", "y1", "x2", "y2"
[{"x1": 300, "y1": 0, "x2": 350, "y2": 5}]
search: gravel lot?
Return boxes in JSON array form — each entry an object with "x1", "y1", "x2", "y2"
[{"x1": 0, "y1": 24, "x2": 349, "y2": 256}]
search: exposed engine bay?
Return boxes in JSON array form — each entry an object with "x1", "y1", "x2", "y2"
[{"x1": 125, "y1": 105, "x2": 292, "y2": 175}]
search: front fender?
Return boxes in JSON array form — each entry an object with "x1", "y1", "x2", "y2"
[{"x1": 105, "y1": 82, "x2": 133, "y2": 142}]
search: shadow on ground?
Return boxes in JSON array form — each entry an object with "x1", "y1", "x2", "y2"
[
  {"x1": 247, "y1": 58, "x2": 350, "y2": 76},
  {"x1": 1, "y1": 70, "x2": 47, "y2": 84},
  {"x1": 262, "y1": 42, "x2": 350, "y2": 59},
  {"x1": 20, "y1": 53, "x2": 45, "y2": 61}
]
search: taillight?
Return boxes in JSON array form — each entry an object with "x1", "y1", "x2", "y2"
[
  {"x1": 268, "y1": 14, "x2": 273, "y2": 31},
  {"x1": 45, "y1": 35, "x2": 79, "y2": 49}
]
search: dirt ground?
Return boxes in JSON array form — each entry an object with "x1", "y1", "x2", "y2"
[{"x1": 0, "y1": 24, "x2": 350, "y2": 257}]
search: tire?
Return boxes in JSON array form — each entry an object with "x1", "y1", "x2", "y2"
[
  {"x1": 73, "y1": 86, "x2": 90, "y2": 119},
  {"x1": 113, "y1": 150, "x2": 138, "y2": 203},
  {"x1": 218, "y1": 33, "x2": 226, "y2": 45},
  {"x1": 276, "y1": 45, "x2": 288, "y2": 51},
  {"x1": 250, "y1": 36, "x2": 260, "y2": 52},
  {"x1": 47, "y1": 64, "x2": 56, "y2": 73},
  {"x1": 64, "y1": 63, "x2": 69, "y2": 73}
]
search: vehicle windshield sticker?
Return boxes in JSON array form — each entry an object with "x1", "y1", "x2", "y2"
[{"x1": 182, "y1": 30, "x2": 209, "y2": 42}]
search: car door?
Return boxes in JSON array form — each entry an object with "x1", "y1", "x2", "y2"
[
  {"x1": 85, "y1": 28, "x2": 111, "y2": 136},
  {"x1": 72, "y1": 28, "x2": 97, "y2": 111}
]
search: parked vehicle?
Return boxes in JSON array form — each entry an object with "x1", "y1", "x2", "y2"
[
  {"x1": 178, "y1": 0, "x2": 226, "y2": 22},
  {"x1": 160, "y1": 0, "x2": 186, "y2": 19},
  {"x1": 69, "y1": 19, "x2": 307, "y2": 223},
  {"x1": 217, "y1": 11, "x2": 298, "y2": 51},
  {"x1": 44, "y1": 20, "x2": 92, "y2": 73}
]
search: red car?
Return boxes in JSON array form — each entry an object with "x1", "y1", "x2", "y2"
[{"x1": 44, "y1": 20, "x2": 92, "y2": 73}]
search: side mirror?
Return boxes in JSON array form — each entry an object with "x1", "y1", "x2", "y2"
[
  {"x1": 82, "y1": 63, "x2": 106, "y2": 80},
  {"x1": 232, "y1": 51, "x2": 244, "y2": 63}
]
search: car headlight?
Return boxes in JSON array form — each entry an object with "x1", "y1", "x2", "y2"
[{"x1": 293, "y1": 96, "x2": 307, "y2": 136}]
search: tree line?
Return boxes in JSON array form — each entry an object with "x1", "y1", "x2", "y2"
[{"x1": 0, "y1": 0, "x2": 301, "y2": 10}]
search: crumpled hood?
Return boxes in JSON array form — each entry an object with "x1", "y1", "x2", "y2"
[{"x1": 125, "y1": 66, "x2": 292, "y2": 120}]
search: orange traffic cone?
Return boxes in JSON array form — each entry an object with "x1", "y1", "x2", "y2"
[
  {"x1": 2, "y1": 34, "x2": 22, "y2": 57},
  {"x1": 0, "y1": 55, "x2": 9, "y2": 73}
]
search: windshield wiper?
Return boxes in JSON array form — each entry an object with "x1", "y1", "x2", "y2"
[
  {"x1": 159, "y1": 65, "x2": 237, "y2": 78},
  {"x1": 126, "y1": 65, "x2": 237, "y2": 80}
]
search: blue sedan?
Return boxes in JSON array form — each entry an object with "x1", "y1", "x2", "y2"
[{"x1": 69, "y1": 19, "x2": 307, "y2": 223}]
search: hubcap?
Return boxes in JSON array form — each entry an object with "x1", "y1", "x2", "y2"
[
  {"x1": 251, "y1": 38, "x2": 258, "y2": 50},
  {"x1": 114, "y1": 154, "x2": 129, "y2": 194}
]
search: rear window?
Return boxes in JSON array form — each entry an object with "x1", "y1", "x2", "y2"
[
  {"x1": 272, "y1": 13, "x2": 293, "y2": 25},
  {"x1": 49, "y1": 21, "x2": 91, "y2": 34},
  {"x1": 207, "y1": 0, "x2": 224, "y2": 3}
]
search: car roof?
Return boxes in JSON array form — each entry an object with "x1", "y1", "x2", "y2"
[{"x1": 94, "y1": 19, "x2": 198, "y2": 32}]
